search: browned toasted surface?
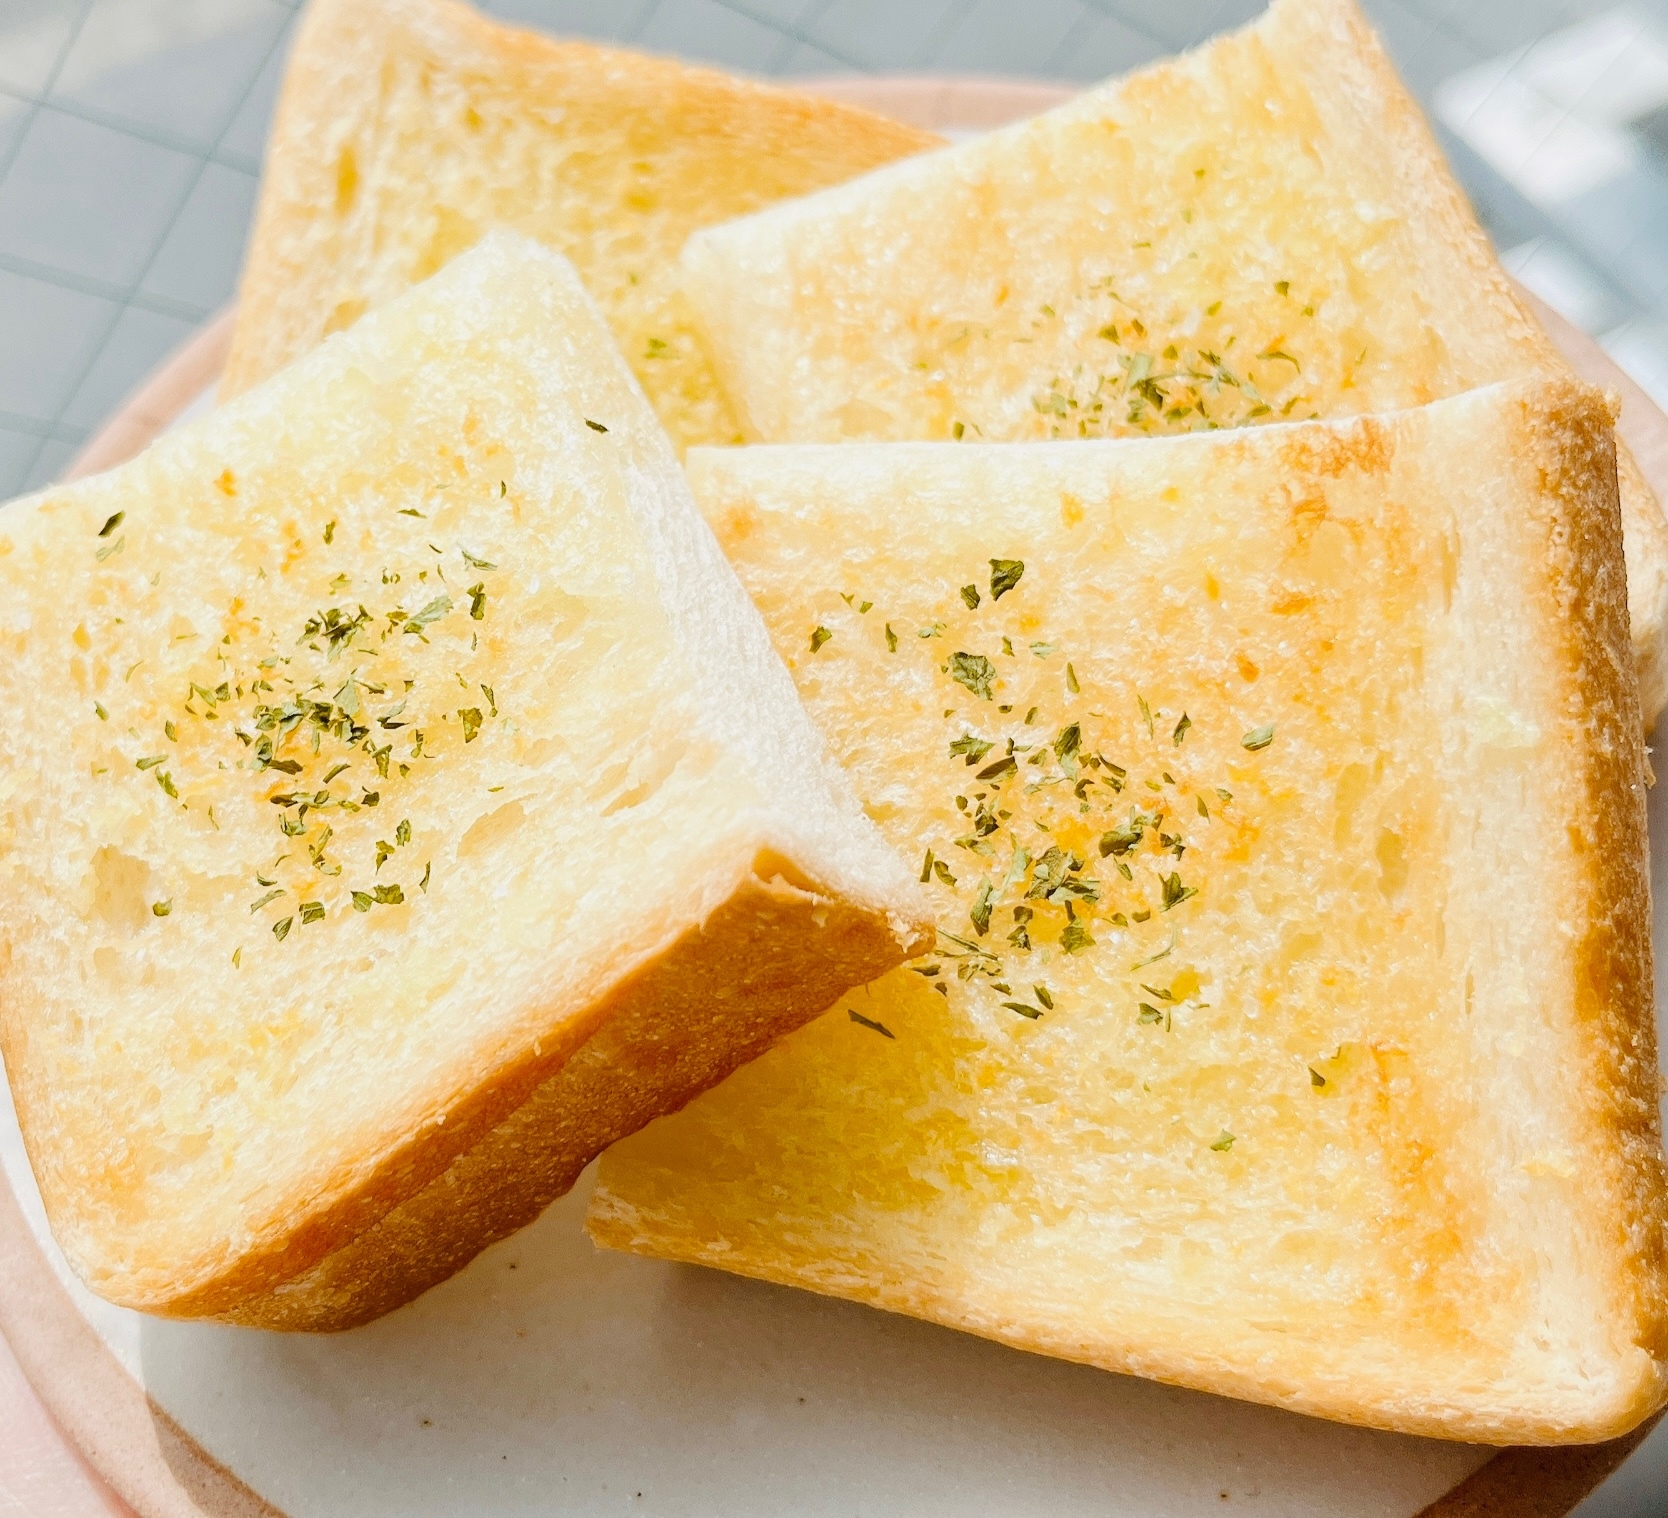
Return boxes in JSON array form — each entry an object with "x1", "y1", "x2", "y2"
[
  {"x1": 592, "y1": 381, "x2": 1668, "y2": 1442},
  {"x1": 221, "y1": 0, "x2": 938, "y2": 451},
  {"x1": 677, "y1": 0, "x2": 1668, "y2": 717}
]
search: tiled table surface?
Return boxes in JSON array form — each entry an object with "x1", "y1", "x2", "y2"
[{"x1": 3, "y1": 1, "x2": 1668, "y2": 1514}]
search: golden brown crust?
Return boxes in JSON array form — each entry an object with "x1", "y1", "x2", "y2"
[
  {"x1": 150, "y1": 860, "x2": 916, "y2": 1329},
  {"x1": 1518, "y1": 383, "x2": 1668, "y2": 1371},
  {"x1": 1289, "y1": 0, "x2": 1668, "y2": 721},
  {"x1": 221, "y1": 0, "x2": 938, "y2": 450}
]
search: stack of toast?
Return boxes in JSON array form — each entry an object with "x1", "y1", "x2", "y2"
[{"x1": 3, "y1": 0, "x2": 1666, "y2": 1454}]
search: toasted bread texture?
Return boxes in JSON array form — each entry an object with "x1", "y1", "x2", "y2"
[
  {"x1": 219, "y1": 0, "x2": 938, "y2": 453},
  {"x1": 678, "y1": 0, "x2": 1668, "y2": 722},
  {"x1": 0, "y1": 235, "x2": 929, "y2": 1331},
  {"x1": 591, "y1": 380, "x2": 1668, "y2": 1443}
]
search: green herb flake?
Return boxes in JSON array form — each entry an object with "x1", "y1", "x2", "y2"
[
  {"x1": 462, "y1": 549, "x2": 497, "y2": 571},
  {"x1": 323, "y1": 519, "x2": 336, "y2": 544},
  {"x1": 467, "y1": 583, "x2": 486, "y2": 620},
  {"x1": 948, "y1": 652, "x2": 996, "y2": 700},
  {"x1": 96, "y1": 536, "x2": 126, "y2": 563},
  {"x1": 810, "y1": 625, "x2": 833, "y2": 654},
  {"x1": 919, "y1": 848, "x2": 935, "y2": 884},
  {"x1": 459, "y1": 707, "x2": 483, "y2": 743},
  {"x1": 272, "y1": 915, "x2": 293, "y2": 942},
  {"x1": 419, "y1": 861, "x2": 431, "y2": 893},
  {"x1": 885, "y1": 622, "x2": 899, "y2": 652},
  {"x1": 136, "y1": 755, "x2": 165, "y2": 770},
  {"x1": 300, "y1": 900, "x2": 325, "y2": 924},
  {"x1": 1309, "y1": 1066, "x2": 1328, "y2": 1088},
  {"x1": 151, "y1": 899, "x2": 172, "y2": 917},
  {"x1": 584, "y1": 418, "x2": 609, "y2": 433},
  {"x1": 156, "y1": 771, "x2": 178, "y2": 798},
  {"x1": 395, "y1": 818, "x2": 411, "y2": 847},
  {"x1": 1161, "y1": 872, "x2": 1198, "y2": 911},
  {"x1": 1139, "y1": 696, "x2": 1154, "y2": 737},
  {"x1": 960, "y1": 584, "x2": 981, "y2": 610},
  {"x1": 1210, "y1": 1131, "x2": 1237, "y2": 1151},
  {"x1": 352, "y1": 890, "x2": 374, "y2": 912},
  {"x1": 1033, "y1": 984, "x2": 1054, "y2": 1010},
  {"x1": 975, "y1": 754, "x2": 1018, "y2": 782},
  {"x1": 97, "y1": 511, "x2": 124, "y2": 538},
  {"x1": 1173, "y1": 713, "x2": 1191, "y2": 746},
  {"x1": 1053, "y1": 722, "x2": 1082, "y2": 762},
  {"x1": 1059, "y1": 919, "x2": 1095, "y2": 954},
  {"x1": 970, "y1": 879, "x2": 996, "y2": 936},
  {"x1": 848, "y1": 1008, "x2": 895, "y2": 1039},
  {"x1": 950, "y1": 733, "x2": 994, "y2": 766},
  {"x1": 1197, "y1": 794, "x2": 1210, "y2": 819},
  {"x1": 858, "y1": 600, "x2": 873, "y2": 613},
  {"x1": 373, "y1": 883, "x2": 404, "y2": 905},
  {"x1": 403, "y1": 595, "x2": 453, "y2": 634},
  {"x1": 1065, "y1": 662, "x2": 1080, "y2": 694},
  {"x1": 94, "y1": 702, "x2": 108, "y2": 720},
  {"x1": 1242, "y1": 724, "x2": 1275, "y2": 751},
  {"x1": 990, "y1": 559, "x2": 1025, "y2": 600},
  {"x1": 1003, "y1": 1002, "x2": 1044, "y2": 1020}
]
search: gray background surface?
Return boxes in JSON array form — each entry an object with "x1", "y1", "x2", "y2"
[{"x1": 0, "y1": 0, "x2": 1665, "y2": 1512}]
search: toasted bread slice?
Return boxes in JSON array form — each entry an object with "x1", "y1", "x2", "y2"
[
  {"x1": 678, "y1": 0, "x2": 1668, "y2": 722},
  {"x1": 0, "y1": 235, "x2": 928, "y2": 1331},
  {"x1": 219, "y1": 0, "x2": 937, "y2": 452},
  {"x1": 591, "y1": 381, "x2": 1668, "y2": 1443}
]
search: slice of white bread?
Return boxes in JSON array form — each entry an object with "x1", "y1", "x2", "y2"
[
  {"x1": 678, "y1": 0, "x2": 1668, "y2": 723},
  {"x1": 219, "y1": 0, "x2": 938, "y2": 452},
  {"x1": 0, "y1": 233, "x2": 929, "y2": 1332},
  {"x1": 591, "y1": 380, "x2": 1668, "y2": 1443}
]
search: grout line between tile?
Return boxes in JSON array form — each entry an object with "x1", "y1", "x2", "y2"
[
  {"x1": 0, "y1": 250, "x2": 207, "y2": 324},
  {"x1": 0, "y1": 0, "x2": 98, "y2": 187},
  {"x1": 0, "y1": 412, "x2": 88, "y2": 445},
  {"x1": 20, "y1": 8, "x2": 293, "y2": 485},
  {"x1": 0, "y1": 86, "x2": 265, "y2": 179}
]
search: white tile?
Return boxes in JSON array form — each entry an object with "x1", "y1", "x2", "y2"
[
  {"x1": 776, "y1": 38, "x2": 850, "y2": 74},
  {"x1": 215, "y1": 4, "x2": 296, "y2": 166},
  {"x1": 50, "y1": 0, "x2": 291, "y2": 152},
  {"x1": 712, "y1": 0, "x2": 817, "y2": 27},
  {"x1": 0, "y1": 106, "x2": 198, "y2": 287},
  {"x1": 0, "y1": 424, "x2": 44, "y2": 501},
  {"x1": 0, "y1": 266, "x2": 117, "y2": 422},
  {"x1": 0, "y1": 91, "x2": 32, "y2": 164},
  {"x1": 21, "y1": 432, "x2": 78, "y2": 490},
  {"x1": 1441, "y1": 0, "x2": 1587, "y2": 59},
  {"x1": 807, "y1": 0, "x2": 962, "y2": 69},
  {"x1": 61, "y1": 301, "x2": 195, "y2": 430},
  {"x1": 1097, "y1": 0, "x2": 1237, "y2": 52},
  {"x1": 0, "y1": 0, "x2": 85, "y2": 96},
  {"x1": 1050, "y1": 12, "x2": 1166, "y2": 83},
  {"x1": 1501, "y1": 236, "x2": 1627, "y2": 333},
  {"x1": 934, "y1": 0, "x2": 1086, "y2": 76},
  {"x1": 478, "y1": 0, "x2": 659, "y2": 42},
  {"x1": 637, "y1": 0, "x2": 789, "y2": 71},
  {"x1": 139, "y1": 159, "x2": 257, "y2": 310}
]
